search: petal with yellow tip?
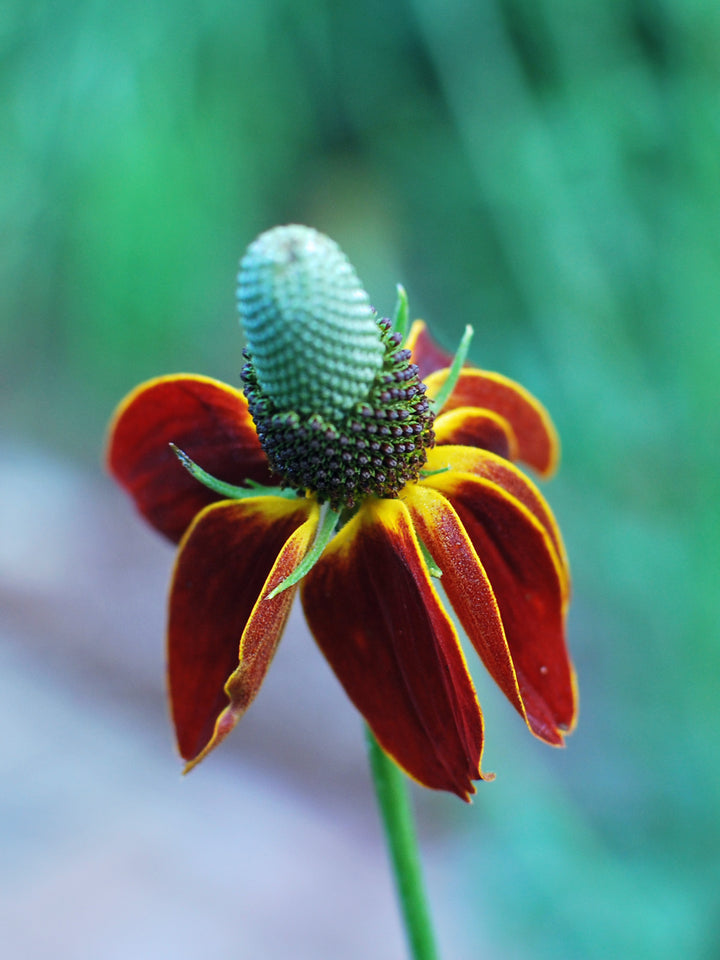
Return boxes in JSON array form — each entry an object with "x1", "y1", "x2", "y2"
[
  {"x1": 422, "y1": 469, "x2": 577, "y2": 741},
  {"x1": 423, "y1": 446, "x2": 570, "y2": 596},
  {"x1": 168, "y1": 496, "x2": 319, "y2": 767},
  {"x1": 433, "y1": 406, "x2": 517, "y2": 461},
  {"x1": 301, "y1": 497, "x2": 490, "y2": 799},
  {"x1": 424, "y1": 368, "x2": 560, "y2": 477},
  {"x1": 107, "y1": 375, "x2": 274, "y2": 543}
]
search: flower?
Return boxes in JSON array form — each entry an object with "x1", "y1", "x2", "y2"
[{"x1": 106, "y1": 226, "x2": 576, "y2": 800}]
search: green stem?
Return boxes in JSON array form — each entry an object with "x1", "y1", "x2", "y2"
[{"x1": 366, "y1": 727, "x2": 440, "y2": 960}]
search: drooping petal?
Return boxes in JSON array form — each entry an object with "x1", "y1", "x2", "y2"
[
  {"x1": 405, "y1": 319, "x2": 455, "y2": 380},
  {"x1": 168, "y1": 496, "x2": 318, "y2": 767},
  {"x1": 107, "y1": 375, "x2": 275, "y2": 543},
  {"x1": 402, "y1": 484, "x2": 557, "y2": 745},
  {"x1": 422, "y1": 468, "x2": 577, "y2": 741},
  {"x1": 424, "y1": 446, "x2": 570, "y2": 597},
  {"x1": 424, "y1": 368, "x2": 560, "y2": 477},
  {"x1": 433, "y1": 406, "x2": 517, "y2": 461},
  {"x1": 301, "y1": 497, "x2": 490, "y2": 799}
]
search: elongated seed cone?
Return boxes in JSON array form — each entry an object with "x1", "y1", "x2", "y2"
[{"x1": 237, "y1": 225, "x2": 386, "y2": 420}]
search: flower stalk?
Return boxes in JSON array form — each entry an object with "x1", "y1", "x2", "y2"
[{"x1": 366, "y1": 727, "x2": 439, "y2": 960}]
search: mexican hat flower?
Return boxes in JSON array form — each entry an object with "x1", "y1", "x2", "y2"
[{"x1": 107, "y1": 225, "x2": 576, "y2": 800}]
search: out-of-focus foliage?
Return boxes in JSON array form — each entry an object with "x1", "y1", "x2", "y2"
[{"x1": 2, "y1": 0, "x2": 718, "y2": 957}]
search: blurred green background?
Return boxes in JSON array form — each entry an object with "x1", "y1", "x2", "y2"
[{"x1": 2, "y1": 0, "x2": 719, "y2": 957}]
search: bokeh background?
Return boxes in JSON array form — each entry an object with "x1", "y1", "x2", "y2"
[{"x1": 2, "y1": 1, "x2": 718, "y2": 957}]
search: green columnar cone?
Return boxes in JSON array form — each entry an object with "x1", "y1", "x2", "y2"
[{"x1": 237, "y1": 225, "x2": 386, "y2": 420}]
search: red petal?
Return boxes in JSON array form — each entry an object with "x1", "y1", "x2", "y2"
[
  {"x1": 424, "y1": 368, "x2": 560, "y2": 477},
  {"x1": 424, "y1": 446, "x2": 570, "y2": 597},
  {"x1": 405, "y1": 319, "x2": 455, "y2": 380},
  {"x1": 107, "y1": 375, "x2": 274, "y2": 542},
  {"x1": 301, "y1": 498, "x2": 490, "y2": 799},
  {"x1": 168, "y1": 496, "x2": 318, "y2": 767},
  {"x1": 422, "y1": 470, "x2": 576, "y2": 741},
  {"x1": 402, "y1": 484, "x2": 558, "y2": 745},
  {"x1": 434, "y1": 407, "x2": 517, "y2": 461}
]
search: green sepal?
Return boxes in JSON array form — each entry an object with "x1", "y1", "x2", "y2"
[
  {"x1": 267, "y1": 502, "x2": 341, "y2": 599},
  {"x1": 420, "y1": 466, "x2": 450, "y2": 479},
  {"x1": 393, "y1": 283, "x2": 409, "y2": 343},
  {"x1": 418, "y1": 537, "x2": 442, "y2": 579},
  {"x1": 430, "y1": 324, "x2": 474, "y2": 414},
  {"x1": 170, "y1": 444, "x2": 299, "y2": 501}
]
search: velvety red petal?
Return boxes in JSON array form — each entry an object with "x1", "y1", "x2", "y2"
[
  {"x1": 424, "y1": 368, "x2": 560, "y2": 477},
  {"x1": 402, "y1": 484, "x2": 559, "y2": 746},
  {"x1": 301, "y1": 498, "x2": 490, "y2": 799},
  {"x1": 405, "y1": 319, "x2": 455, "y2": 380},
  {"x1": 422, "y1": 470, "x2": 577, "y2": 741},
  {"x1": 433, "y1": 407, "x2": 517, "y2": 461},
  {"x1": 107, "y1": 375, "x2": 274, "y2": 543},
  {"x1": 168, "y1": 496, "x2": 318, "y2": 767},
  {"x1": 424, "y1": 446, "x2": 570, "y2": 598}
]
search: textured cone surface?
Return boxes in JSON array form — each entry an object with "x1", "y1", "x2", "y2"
[
  {"x1": 242, "y1": 319, "x2": 435, "y2": 509},
  {"x1": 237, "y1": 225, "x2": 385, "y2": 419}
]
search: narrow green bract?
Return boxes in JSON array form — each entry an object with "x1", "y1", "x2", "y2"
[{"x1": 237, "y1": 225, "x2": 385, "y2": 419}]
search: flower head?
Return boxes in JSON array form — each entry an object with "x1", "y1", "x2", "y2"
[{"x1": 107, "y1": 225, "x2": 576, "y2": 800}]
